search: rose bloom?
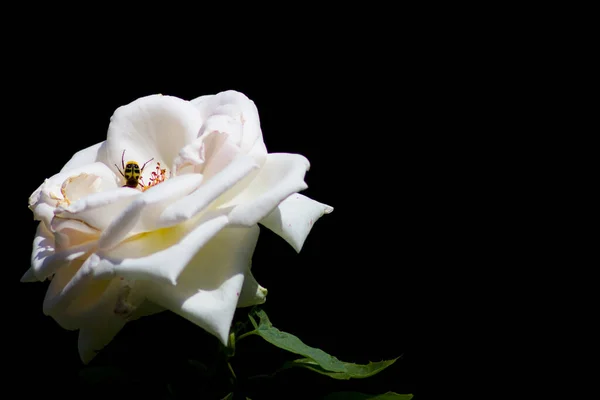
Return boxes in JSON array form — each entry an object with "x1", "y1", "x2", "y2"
[{"x1": 23, "y1": 91, "x2": 332, "y2": 363}]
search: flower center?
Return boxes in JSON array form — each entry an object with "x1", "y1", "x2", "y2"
[{"x1": 142, "y1": 162, "x2": 168, "y2": 191}]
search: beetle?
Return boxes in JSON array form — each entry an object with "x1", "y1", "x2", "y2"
[{"x1": 115, "y1": 149, "x2": 154, "y2": 189}]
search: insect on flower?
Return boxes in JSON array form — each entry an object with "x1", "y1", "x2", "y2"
[{"x1": 115, "y1": 149, "x2": 154, "y2": 189}]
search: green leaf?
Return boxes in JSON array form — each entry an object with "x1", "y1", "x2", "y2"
[
  {"x1": 323, "y1": 392, "x2": 413, "y2": 400},
  {"x1": 248, "y1": 309, "x2": 347, "y2": 373},
  {"x1": 284, "y1": 357, "x2": 399, "y2": 380}
]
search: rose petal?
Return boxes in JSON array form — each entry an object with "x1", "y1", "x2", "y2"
[
  {"x1": 127, "y1": 299, "x2": 166, "y2": 321},
  {"x1": 55, "y1": 187, "x2": 140, "y2": 232},
  {"x1": 20, "y1": 267, "x2": 37, "y2": 283},
  {"x1": 105, "y1": 94, "x2": 203, "y2": 178},
  {"x1": 28, "y1": 201, "x2": 54, "y2": 233},
  {"x1": 191, "y1": 90, "x2": 263, "y2": 154},
  {"x1": 77, "y1": 279, "x2": 126, "y2": 363},
  {"x1": 225, "y1": 153, "x2": 310, "y2": 227},
  {"x1": 43, "y1": 253, "x2": 103, "y2": 318},
  {"x1": 172, "y1": 132, "x2": 262, "y2": 209},
  {"x1": 246, "y1": 136, "x2": 268, "y2": 169},
  {"x1": 200, "y1": 131, "x2": 243, "y2": 181},
  {"x1": 143, "y1": 225, "x2": 260, "y2": 344},
  {"x1": 59, "y1": 173, "x2": 112, "y2": 204},
  {"x1": 77, "y1": 278, "x2": 149, "y2": 363},
  {"x1": 60, "y1": 141, "x2": 104, "y2": 173},
  {"x1": 38, "y1": 257, "x2": 156, "y2": 363},
  {"x1": 237, "y1": 268, "x2": 268, "y2": 308},
  {"x1": 26, "y1": 223, "x2": 97, "y2": 282},
  {"x1": 259, "y1": 193, "x2": 333, "y2": 253},
  {"x1": 93, "y1": 208, "x2": 231, "y2": 285},
  {"x1": 51, "y1": 218, "x2": 100, "y2": 252},
  {"x1": 79, "y1": 317, "x2": 125, "y2": 363},
  {"x1": 201, "y1": 114, "x2": 243, "y2": 151},
  {"x1": 172, "y1": 137, "x2": 205, "y2": 175},
  {"x1": 191, "y1": 90, "x2": 267, "y2": 168},
  {"x1": 29, "y1": 162, "x2": 119, "y2": 229},
  {"x1": 158, "y1": 154, "x2": 258, "y2": 228},
  {"x1": 97, "y1": 173, "x2": 204, "y2": 250}
]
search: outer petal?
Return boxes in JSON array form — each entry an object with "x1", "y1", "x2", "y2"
[
  {"x1": 43, "y1": 253, "x2": 104, "y2": 319},
  {"x1": 60, "y1": 141, "x2": 104, "y2": 173},
  {"x1": 20, "y1": 267, "x2": 38, "y2": 282},
  {"x1": 29, "y1": 162, "x2": 119, "y2": 229},
  {"x1": 93, "y1": 208, "x2": 231, "y2": 285},
  {"x1": 77, "y1": 277, "x2": 127, "y2": 363},
  {"x1": 24, "y1": 222, "x2": 97, "y2": 282},
  {"x1": 51, "y1": 218, "x2": 100, "y2": 252},
  {"x1": 143, "y1": 225, "x2": 260, "y2": 344},
  {"x1": 55, "y1": 187, "x2": 140, "y2": 232},
  {"x1": 259, "y1": 193, "x2": 333, "y2": 252},
  {"x1": 77, "y1": 278, "x2": 149, "y2": 364},
  {"x1": 225, "y1": 153, "x2": 311, "y2": 227},
  {"x1": 237, "y1": 267, "x2": 268, "y2": 308},
  {"x1": 43, "y1": 266, "x2": 159, "y2": 363},
  {"x1": 127, "y1": 299, "x2": 166, "y2": 321},
  {"x1": 159, "y1": 154, "x2": 258, "y2": 228},
  {"x1": 105, "y1": 94, "x2": 203, "y2": 179}
]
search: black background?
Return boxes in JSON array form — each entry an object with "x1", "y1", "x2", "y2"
[{"x1": 6, "y1": 33, "x2": 433, "y2": 399}]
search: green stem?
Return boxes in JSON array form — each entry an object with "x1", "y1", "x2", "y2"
[
  {"x1": 227, "y1": 361, "x2": 237, "y2": 380},
  {"x1": 228, "y1": 332, "x2": 236, "y2": 357},
  {"x1": 236, "y1": 330, "x2": 257, "y2": 341}
]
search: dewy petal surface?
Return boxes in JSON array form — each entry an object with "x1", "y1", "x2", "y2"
[
  {"x1": 259, "y1": 193, "x2": 334, "y2": 252},
  {"x1": 143, "y1": 225, "x2": 260, "y2": 344},
  {"x1": 104, "y1": 94, "x2": 204, "y2": 179}
]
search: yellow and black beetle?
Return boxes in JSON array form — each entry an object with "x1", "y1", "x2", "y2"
[{"x1": 115, "y1": 149, "x2": 154, "y2": 189}]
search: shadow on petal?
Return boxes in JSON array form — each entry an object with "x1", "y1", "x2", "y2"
[{"x1": 143, "y1": 225, "x2": 260, "y2": 344}]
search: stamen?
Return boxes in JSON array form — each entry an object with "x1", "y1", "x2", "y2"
[{"x1": 142, "y1": 162, "x2": 168, "y2": 191}]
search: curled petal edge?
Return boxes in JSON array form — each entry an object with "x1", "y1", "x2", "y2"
[{"x1": 259, "y1": 193, "x2": 333, "y2": 253}]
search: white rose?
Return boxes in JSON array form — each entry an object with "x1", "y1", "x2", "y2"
[{"x1": 23, "y1": 90, "x2": 333, "y2": 363}]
